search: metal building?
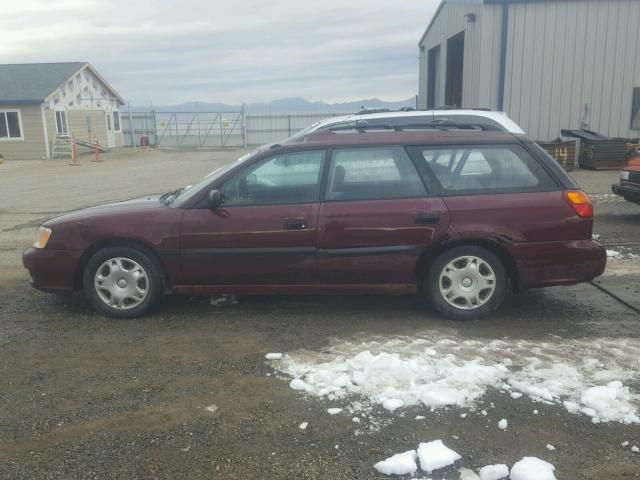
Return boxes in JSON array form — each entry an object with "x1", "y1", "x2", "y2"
[{"x1": 418, "y1": 0, "x2": 640, "y2": 141}]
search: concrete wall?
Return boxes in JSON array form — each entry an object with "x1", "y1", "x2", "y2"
[
  {"x1": 419, "y1": 0, "x2": 640, "y2": 141},
  {"x1": 0, "y1": 104, "x2": 48, "y2": 160}
]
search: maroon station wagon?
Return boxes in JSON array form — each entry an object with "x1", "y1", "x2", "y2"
[{"x1": 23, "y1": 122, "x2": 606, "y2": 320}]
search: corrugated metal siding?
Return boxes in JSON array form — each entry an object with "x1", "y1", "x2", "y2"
[
  {"x1": 0, "y1": 104, "x2": 47, "y2": 160},
  {"x1": 504, "y1": 0, "x2": 640, "y2": 140},
  {"x1": 419, "y1": 3, "x2": 490, "y2": 108},
  {"x1": 419, "y1": 0, "x2": 640, "y2": 141}
]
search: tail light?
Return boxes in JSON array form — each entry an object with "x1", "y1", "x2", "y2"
[{"x1": 564, "y1": 190, "x2": 593, "y2": 218}]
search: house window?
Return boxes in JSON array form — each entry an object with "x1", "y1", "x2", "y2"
[
  {"x1": 113, "y1": 111, "x2": 121, "y2": 131},
  {"x1": 55, "y1": 110, "x2": 68, "y2": 136},
  {"x1": 0, "y1": 110, "x2": 24, "y2": 140},
  {"x1": 631, "y1": 87, "x2": 640, "y2": 130}
]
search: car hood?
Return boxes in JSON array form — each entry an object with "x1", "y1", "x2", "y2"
[{"x1": 45, "y1": 195, "x2": 165, "y2": 226}]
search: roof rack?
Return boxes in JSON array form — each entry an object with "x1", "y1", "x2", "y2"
[
  {"x1": 353, "y1": 108, "x2": 391, "y2": 115},
  {"x1": 324, "y1": 119, "x2": 501, "y2": 133}
]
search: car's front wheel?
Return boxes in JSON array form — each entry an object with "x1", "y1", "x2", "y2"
[
  {"x1": 82, "y1": 246, "x2": 163, "y2": 318},
  {"x1": 425, "y1": 245, "x2": 506, "y2": 321}
]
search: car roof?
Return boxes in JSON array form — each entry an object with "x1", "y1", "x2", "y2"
[
  {"x1": 278, "y1": 129, "x2": 522, "y2": 151},
  {"x1": 306, "y1": 110, "x2": 526, "y2": 135}
]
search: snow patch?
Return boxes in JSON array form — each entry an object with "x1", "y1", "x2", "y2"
[
  {"x1": 277, "y1": 336, "x2": 640, "y2": 424},
  {"x1": 327, "y1": 407, "x2": 343, "y2": 415},
  {"x1": 498, "y1": 418, "x2": 508, "y2": 430},
  {"x1": 298, "y1": 422, "x2": 308, "y2": 430},
  {"x1": 510, "y1": 457, "x2": 556, "y2": 480},
  {"x1": 417, "y1": 439, "x2": 461, "y2": 473},
  {"x1": 382, "y1": 398, "x2": 404, "y2": 411},
  {"x1": 265, "y1": 353, "x2": 282, "y2": 360},
  {"x1": 478, "y1": 463, "x2": 509, "y2": 480},
  {"x1": 546, "y1": 444, "x2": 556, "y2": 451},
  {"x1": 373, "y1": 450, "x2": 418, "y2": 476}
]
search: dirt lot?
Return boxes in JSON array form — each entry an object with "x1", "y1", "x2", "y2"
[{"x1": 1, "y1": 148, "x2": 639, "y2": 479}]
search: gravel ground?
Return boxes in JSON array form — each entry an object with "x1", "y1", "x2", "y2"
[{"x1": 0, "y1": 149, "x2": 639, "y2": 479}]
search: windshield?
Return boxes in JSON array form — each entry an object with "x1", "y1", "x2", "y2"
[{"x1": 168, "y1": 151, "x2": 256, "y2": 206}]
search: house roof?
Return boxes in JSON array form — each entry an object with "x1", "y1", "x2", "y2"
[{"x1": 0, "y1": 62, "x2": 125, "y2": 105}]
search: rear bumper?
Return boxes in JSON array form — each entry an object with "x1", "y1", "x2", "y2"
[
  {"x1": 22, "y1": 247, "x2": 81, "y2": 295},
  {"x1": 612, "y1": 182, "x2": 640, "y2": 204},
  {"x1": 507, "y1": 239, "x2": 606, "y2": 290}
]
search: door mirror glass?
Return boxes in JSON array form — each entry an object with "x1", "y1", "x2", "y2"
[{"x1": 207, "y1": 189, "x2": 223, "y2": 209}]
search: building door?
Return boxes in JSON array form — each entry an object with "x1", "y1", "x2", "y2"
[
  {"x1": 55, "y1": 110, "x2": 68, "y2": 136},
  {"x1": 427, "y1": 45, "x2": 441, "y2": 109},
  {"x1": 105, "y1": 112, "x2": 115, "y2": 147},
  {"x1": 445, "y1": 31, "x2": 465, "y2": 108}
]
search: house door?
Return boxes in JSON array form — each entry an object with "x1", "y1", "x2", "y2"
[
  {"x1": 55, "y1": 110, "x2": 68, "y2": 136},
  {"x1": 105, "y1": 112, "x2": 115, "y2": 147}
]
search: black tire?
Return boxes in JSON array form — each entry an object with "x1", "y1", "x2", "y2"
[
  {"x1": 82, "y1": 246, "x2": 163, "y2": 318},
  {"x1": 424, "y1": 245, "x2": 506, "y2": 321}
]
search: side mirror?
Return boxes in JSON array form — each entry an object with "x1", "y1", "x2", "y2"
[{"x1": 207, "y1": 189, "x2": 223, "y2": 210}]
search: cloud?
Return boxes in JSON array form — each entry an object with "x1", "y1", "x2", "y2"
[{"x1": 0, "y1": 0, "x2": 440, "y2": 104}]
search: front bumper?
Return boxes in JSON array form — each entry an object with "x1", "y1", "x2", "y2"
[
  {"x1": 612, "y1": 182, "x2": 640, "y2": 205},
  {"x1": 22, "y1": 247, "x2": 82, "y2": 295},
  {"x1": 507, "y1": 239, "x2": 607, "y2": 290}
]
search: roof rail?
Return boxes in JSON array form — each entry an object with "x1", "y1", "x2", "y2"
[
  {"x1": 353, "y1": 108, "x2": 391, "y2": 115},
  {"x1": 324, "y1": 119, "x2": 501, "y2": 133}
]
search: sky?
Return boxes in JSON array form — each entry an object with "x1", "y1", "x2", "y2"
[{"x1": 0, "y1": 0, "x2": 440, "y2": 105}]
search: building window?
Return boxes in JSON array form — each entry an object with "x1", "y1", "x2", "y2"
[
  {"x1": 113, "y1": 111, "x2": 121, "y2": 131},
  {"x1": 0, "y1": 110, "x2": 24, "y2": 140},
  {"x1": 77, "y1": 94, "x2": 82, "y2": 104},
  {"x1": 68, "y1": 79, "x2": 74, "y2": 89},
  {"x1": 631, "y1": 88, "x2": 640, "y2": 130}
]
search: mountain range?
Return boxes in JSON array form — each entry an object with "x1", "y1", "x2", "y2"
[{"x1": 130, "y1": 96, "x2": 416, "y2": 113}]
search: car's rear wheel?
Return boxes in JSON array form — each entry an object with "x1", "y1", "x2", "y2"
[
  {"x1": 82, "y1": 246, "x2": 163, "y2": 318},
  {"x1": 425, "y1": 245, "x2": 506, "y2": 321}
]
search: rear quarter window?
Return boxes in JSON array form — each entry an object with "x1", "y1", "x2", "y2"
[{"x1": 415, "y1": 145, "x2": 558, "y2": 194}]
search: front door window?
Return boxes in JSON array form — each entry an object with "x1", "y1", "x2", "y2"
[{"x1": 220, "y1": 150, "x2": 325, "y2": 206}]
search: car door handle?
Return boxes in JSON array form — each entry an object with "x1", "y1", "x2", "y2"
[
  {"x1": 283, "y1": 219, "x2": 308, "y2": 230},
  {"x1": 415, "y1": 212, "x2": 441, "y2": 224}
]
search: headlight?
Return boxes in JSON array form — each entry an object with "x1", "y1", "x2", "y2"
[
  {"x1": 33, "y1": 226, "x2": 52, "y2": 249},
  {"x1": 621, "y1": 170, "x2": 630, "y2": 181}
]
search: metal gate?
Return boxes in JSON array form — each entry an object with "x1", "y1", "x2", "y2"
[{"x1": 155, "y1": 111, "x2": 245, "y2": 148}]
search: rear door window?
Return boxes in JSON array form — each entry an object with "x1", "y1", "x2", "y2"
[
  {"x1": 416, "y1": 145, "x2": 556, "y2": 194},
  {"x1": 326, "y1": 147, "x2": 427, "y2": 201}
]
